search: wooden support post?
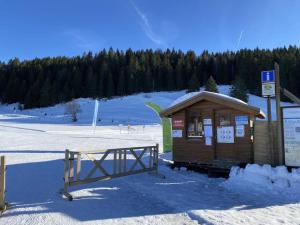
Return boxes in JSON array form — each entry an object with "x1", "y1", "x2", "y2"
[
  {"x1": 267, "y1": 96, "x2": 274, "y2": 165},
  {"x1": 63, "y1": 150, "x2": 70, "y2": 195},
  {"x1": 155, "y1": 144, "x2": 159, "y2": 173},
  {"x1": 76, "y1": 153, "x2": 81, "y2": 180},
  {"x1": 275, "y1": 62, "x2": 283, "y2": 165},
  {"x1": 281, "y1": 88, "x2": 300, "y2": 105},
  {"x1": 0, "y1": 156, "x2": 6, "y2": 211},
  {"x1": 113, "y1": 150, "x2": 117, "y2": 175},
  {"x1": 149, "y1": 147, "x2": 153, "y2": 168},
  {"x1": 69, "y1": 152, "x2": 74, "y2": 181},
  {"x1": 118, "y1": 150, "x2": 122, "y2": 174},
  {"x1": 123, "y1": 149, "x2": 127, "y2": 173}
]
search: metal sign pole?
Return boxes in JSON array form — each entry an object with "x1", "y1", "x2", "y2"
[{"x1": 261, "y1": 70, "x2": 276, "y2": 165}]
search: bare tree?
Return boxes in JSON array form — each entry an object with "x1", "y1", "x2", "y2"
[{"x1": 65, "y1": 100, "x2": 81, "y2": 122}]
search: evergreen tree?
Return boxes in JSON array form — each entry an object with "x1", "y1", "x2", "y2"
[
  {"x1": 230, "y1": 77, "x2": 249, "y2": 102},
  {"x1": 85, "y1": 66, "x2": 97, "y2": 98},
  {"x1": 187, "y1": 72, "x2": 200, "y2": 92},
  {"x1": 1, "y1": 47, "x2": 300, "y2": 108},
  {"x1": 40, "y1": 78, "x2": 52, "y2": 107},
  {"x1": 205, "y1": 76, "x2": 218, "y2": 93},
  {"x1": 106, "y1": 72, "x2": 115, "y2": 98},
  {"x1": 117, "y1": 70, "x2": 125, "y2": 96},
  {"x1": 175, "y1": 59, "x2": 184, "y2": 90},
  {"x1": 143, "y1": 68, "x2": 152, "y2": 92}
]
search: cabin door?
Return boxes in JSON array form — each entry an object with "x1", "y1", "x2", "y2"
[{"x1": 214, "y1": 110, "x2": 236, "y2": 161}]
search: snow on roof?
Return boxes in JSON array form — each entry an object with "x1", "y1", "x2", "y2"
[{"x1": 170, "y1": 91, "x2": 248, "y2": 107}]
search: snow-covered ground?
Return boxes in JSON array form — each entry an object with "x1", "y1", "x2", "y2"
[
  {"x1": 0, "y1": 86, "x2": 294, "y2": 126},
  {"x1": 0, "y1": 87, "x2": 299, "y2": 224}
]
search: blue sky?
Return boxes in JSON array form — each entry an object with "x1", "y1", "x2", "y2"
[{"x1": 0, "y1": 0, "x2": 300, "y2": 61}]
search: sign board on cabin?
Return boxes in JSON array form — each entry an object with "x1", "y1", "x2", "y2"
[
  {"x1": 282, "y1": 106, "x2": 300, "y2": 167},
  {"x1": 261, "y1": 70, "x2": 275, "y2": 97},
  {"x1": 235, "y1": 115, "x2": 248, "y2": 125},
  {"x1": 172, "y1": 119, "x2": 184, "y2": 128},
  {"x1": 217, "y1": 126, "x2": 234, "y2": 143},
  {"x1": 261, "y1": 70, "x2": 275, "y2": 83},
  {"x1": 172, "y1": 130, "x2": 183, "y2": 138},
  {"x1": 262, "y1": 83, "x2": 275, "y2": 97},
  {"x1": 235, "y1": 125, "x2": 245, "y2": 137}
]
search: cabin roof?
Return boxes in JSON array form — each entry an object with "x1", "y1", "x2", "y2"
[{"x1": 160, "y1": 91, "x2": 266, "y2": 119}]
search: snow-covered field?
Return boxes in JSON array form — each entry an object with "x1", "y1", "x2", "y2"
[{"x1": 0, "y1": 86, "x2": 299, "y2": 225}]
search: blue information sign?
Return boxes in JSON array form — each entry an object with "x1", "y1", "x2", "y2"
[
  {"x1": 261, "y1": 70, "x2": 275, "y2": 83},
  {"x1": 235, "y1": 115, "x2": 249, "y2": 125}
]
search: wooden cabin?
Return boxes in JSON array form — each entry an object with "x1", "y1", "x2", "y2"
[{"x1": 160, "y1": 91, "x2": 265, "y2": 168}]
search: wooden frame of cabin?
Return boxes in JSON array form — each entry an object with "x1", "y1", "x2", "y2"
[{"x1": 160, "y1": 91, "x2": 265, "y2": 167}]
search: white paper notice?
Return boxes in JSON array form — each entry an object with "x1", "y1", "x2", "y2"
[
  {"x1": 172, "y1": 130, "x2": 183, "y2": 138},
  {"x1": 205, "y1": 137, "x2": 212, "y2": 146},
  {"x1": 235, "y1": 125, "x2": 245, "y2": 137},
  {"x1": 283, "y1": 118, "x2": 300, "y2": 166},
  {"x1": 204, "y1": 125, "x2": 213, "y2": 137},
  {"x1": 217, "y1": 126, "x2": 234, "y2": 143},
  {"x1": 203, "y1": 119, "x2": 212, "y2": 125}
]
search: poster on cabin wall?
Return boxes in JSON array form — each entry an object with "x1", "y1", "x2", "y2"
[
  {"x1": 282, "y1": 107, "x2": 300, "y2": 167},
  {"x1": 172, "y1": 119, "x2": 184, "y2": 128},
  {"x1": 217, "y1": 126, "x2": 234, "y2": 143},
  {"x1": 235, "y1": 125, "x2": 245, "y2": 137},
  {"x1": 203, "y1": 119, "x2": 212, "y2": 125},
  {"x1": 205, "y1": 137, "x2": 212, "y2": 146},
  {"x1": 172, "y1": 129, "x2": 183, "y2": 138},
  {"x1": 235, "y1": 115, "x2": 249, "y2": 125},
  {"x1": 204, "y1": 125, "x2": 213, "y2": 137}
]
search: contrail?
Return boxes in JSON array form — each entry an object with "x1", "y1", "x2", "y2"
[
  {"x1": 236, "y1": 30, "x2": 244, "y2": 50},
  {"x1": 129, "y1": 0, "x2": 165, "y2": 46}
]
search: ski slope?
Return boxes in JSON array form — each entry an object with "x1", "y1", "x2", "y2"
[
  {"x1": 0, "y1": 86, "x2": 299, "y2": 225},
  {"x1": 0, "y1": 85, "x2": 294, "y2": 126}
]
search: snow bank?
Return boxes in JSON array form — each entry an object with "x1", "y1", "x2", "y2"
[{"x1": 222, "y1": 164, "x2": 300, "y2": 199}]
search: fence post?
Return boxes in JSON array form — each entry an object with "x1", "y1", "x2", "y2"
[
  {"x1": 63, "y1": 150, "x2": 70, "y2": 194},
  {"x1": 123, "y1": 149, "x2": 127, "y2": 173},
  {"x1": 69, "y1": 152, "x2": 74, "y2": 181},
  {"x1": 155, "y1": 144, "x2": 159, "y2": 174},
  {"x1": 149, "y1": 147, "x2": 153, "y2": 168},
  {"x1": 0, "y1": 156, "x2": 6, "y2": 211},
  {"x1": 76, "y1": 153, "x2": 81, "y2": 180}
]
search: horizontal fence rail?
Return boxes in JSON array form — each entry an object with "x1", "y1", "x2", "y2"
[{"x1": 62, "y1": 144, "x2": 159, "y2": 200}]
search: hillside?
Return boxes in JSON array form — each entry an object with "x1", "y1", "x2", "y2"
[
  {"x1": 0, "y1": 85, "x2": 294, "y2": 125},
  {"x1": 1, "y1": 47, "x2": 300, "y2": 109}
]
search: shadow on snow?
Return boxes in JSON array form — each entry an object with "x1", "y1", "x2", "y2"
[{"x1": 2, "y1": 155, "x2": 300, "y2": 222}]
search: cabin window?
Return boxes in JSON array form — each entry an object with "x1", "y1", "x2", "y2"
[
  {"x1": 220, "y1": 115, "x2": 231, "y2": 126},
  {"x1": 187, "y1": 112, "x2": 203, "y2": 138}
]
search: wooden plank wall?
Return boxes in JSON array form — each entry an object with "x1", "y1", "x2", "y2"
[
  {"x1": 172, "y1": 100, "x2": 255, "y2": 164},
  {"x1": 254, "y1": 121, "x2": 279, "y2": 165}
]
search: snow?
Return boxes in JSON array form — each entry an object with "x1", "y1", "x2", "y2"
[
  {"x1": 170, "y1": 86, "x2": 294, "y2": 120},
  {"x1": 170, "y1": 90, "x2": 247, "y2": 107},
  {"x1": 0, "y1": 87, "x2": 299, "y2": 224},
  {"x1": 223, "y1": 164, "x2": 300, "y2": 200},
  {"x1": 0, "y1": 86, "x2": 294, "y2": 126},
  {"x1": 0, "y1": 91, "x2": 185, "y2": 125}
]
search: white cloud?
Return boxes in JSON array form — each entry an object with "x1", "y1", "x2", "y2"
[
  {"x1": 236, "y1": 30, "x2": 244, "y2": 50},
  {"x1": 130, "y1": 0, "x2": 166, "y2": 46},
  {"x1": 63, "y1": 29, "x2": 104, "y2": 51}
]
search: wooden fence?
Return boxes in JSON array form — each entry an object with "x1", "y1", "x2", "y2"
[
  {"x1": 254, "y1": 121, "x2": 279, "y2": 165},
  {"x1": 62, "y1": 145, "x2": 159, "y2": 200},
  {"x1": 0, "y1": 156, "x2": 7, "y2": 214}
]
